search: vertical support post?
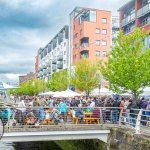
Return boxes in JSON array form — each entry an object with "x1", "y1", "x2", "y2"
[
  {"x1": 119, "y1": 108, "x2": 123, "y2": 126},
  {"x1": 7, "y1": 106, "x2": 10, "y2": 130},
  {"x1": 135, "y1": 109, "x2": 143, "y2": 134}
]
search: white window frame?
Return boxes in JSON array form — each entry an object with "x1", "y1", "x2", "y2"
[{"x1": 95, "y1": 40, "x2": 100, "y2": 46}]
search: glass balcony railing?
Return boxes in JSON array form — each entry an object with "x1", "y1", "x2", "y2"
[
  {"x1": 81, "y1": 43, "x2": 89, "y2": 48},
  {"x1": 52, "y1": 59, "x2": 57, "y2": 64},
  {"x1": 137, "y1": 3, "x2": 150, "y2": 18},
  {"x1": 57, "y1": 62, "x2": 63, "y2": 69},
  {"x1": 122, "y1": 13, "x2": 135, "y2": 27},
  {"x1": 57, "y1": 55, "x2": 63, "y2": 61}
]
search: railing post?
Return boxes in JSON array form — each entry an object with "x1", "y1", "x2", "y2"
[
  {"x1": 135, "y1": 109, "x2": 143, "y2": 134},
  {"x1": 119, "y1": 108, "x2": 123, "y2": 126},
  {"x1": 7, "y1": 106, "x2": 10, "y2": 130}
]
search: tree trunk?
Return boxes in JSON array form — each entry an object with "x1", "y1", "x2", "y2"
[{"x1": 132, "y1": 90, "x2": 138, "y2": 104}]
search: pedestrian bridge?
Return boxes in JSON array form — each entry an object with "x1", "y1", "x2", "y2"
[{"x1": 2, "y1": 127, "x2": 110, "y2": 143}]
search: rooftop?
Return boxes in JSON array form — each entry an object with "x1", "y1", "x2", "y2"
[{"x1": 118, "y1": 0, "x2": 135, "y2": 11}]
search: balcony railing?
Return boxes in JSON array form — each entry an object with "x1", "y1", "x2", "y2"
[
  {"x1": 137, "y1": 3, "x2": 150, "y2": 18},
  {"x1": 57, "y1": 62, "x2": 63, "y2": 69},
  {"x1": 57, "y1": 55, "x2": 63, "y2": 61},
  {"x1": 139, "y1": 17, "x2": 150, "y2": 27},
  {"x1": 52, "y1": 59, "x2": 57, "y2": 64},
  {"x1": 122, "y1": 13, "x2": 135, "y2": 27},
  {"x1": 81, "y1": 43, "x2": 89, "y2": 48}
]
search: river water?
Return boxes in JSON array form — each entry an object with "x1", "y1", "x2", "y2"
[{"x1": 0, "y1": 141, "x2": 62, "y2": 150}]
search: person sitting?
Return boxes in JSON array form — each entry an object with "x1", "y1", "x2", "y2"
[
  {"x1": 85, "y1": 103, "x2": 92, "y2": 113},
  {"x1": 75, "y1": 104, "x2": 84, "y2": 122}
]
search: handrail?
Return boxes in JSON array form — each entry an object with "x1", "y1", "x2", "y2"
[{"x1": 0, "y1": 106, "x2": 149, "y2": 135}]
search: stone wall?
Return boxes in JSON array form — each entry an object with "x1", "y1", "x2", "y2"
[{"x1": 55, "y1": 128, "x2": 150, "y2": 150}]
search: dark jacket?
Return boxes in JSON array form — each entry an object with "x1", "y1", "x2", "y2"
[{"x1": 75, "y1": 108, "x2": 83, "y2": 117}]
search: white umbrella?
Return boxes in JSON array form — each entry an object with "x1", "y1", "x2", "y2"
[
  {"x1": 91, "y1": 88, "x2": 114, "y2": 96},
  {"x1": 39, "y1": 91, "x2": 55, "y2": 96},
  {"x1": 53, "y1": 89, "x2": 81, "y2": 97}
]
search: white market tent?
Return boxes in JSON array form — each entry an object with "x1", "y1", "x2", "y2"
[
  {"x1": 0, "y1": 82, "x2": 18, "y2": 90},
  {"x1": 119, "y1": 87, "x2": 150, "y2": 96},
  {"x1": 53, "y1": 89, "x2": 81, "y2": 97},
  {"x1": 39, "y1": 91, "x2": 55, "y2": 96},
  {"x1": 140, "y1": 87, "x2": 150, "y2": 96},
  {"x1": 91, "y1": 88, "x2": 114, "y2": 96}
]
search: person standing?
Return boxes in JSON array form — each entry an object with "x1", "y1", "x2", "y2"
[
  {"x1": 111, "y1": 98, "x2": 120, "y2": 124},
  {"x1": 58, "y1": 99, "x2": 68, "y2": 123}
]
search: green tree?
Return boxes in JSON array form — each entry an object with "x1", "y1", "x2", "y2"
[
  {"x1": 46, "y1": 69, "x2": 69, "y2": 91},
  {"x1": 10, "y1": 79, "x2": 45, "y2": 96},
  {"x1": 101, "y1": 28, "x2": 150, "y2": 101},
  {"x1": 72, "y1": 58, "x2": 101, "y2": 96}
]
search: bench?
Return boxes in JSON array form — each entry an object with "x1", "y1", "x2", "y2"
[
  {"x1": 45, "y1": 118, "x2": 53, "y2": 125},
  {"x1": 84, "y1": 118, "x2": 100, "y2": 124},
  {"x1": 73, "y1": 117, "x2": 82, "y2": 125}
]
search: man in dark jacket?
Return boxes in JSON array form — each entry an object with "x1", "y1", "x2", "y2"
[{"x1": 111, "y1": 98, "x2": 120, "y2": 124}]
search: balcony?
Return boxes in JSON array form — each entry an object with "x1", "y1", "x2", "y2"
[
  {"x1": 81, "y1": 43, "x2": 89, "y2": 48},
  {"x1": 80, "y1": 50, "x2": 89, "y2": 58},
  {"x1": 137, "y1": 3, "x2": 150, "y2": 18},
  {"x1": 140, "y1": 17, "x2": 150, "y2": 27},
  {"x1": 57, "y1": 54, "x2": 63, "y2": 61},
  {"x1": 47, "y1": 68, "x2": 51, "y2": 73},
  {"x1": 122, "y1": 13, "x2": 135, "y2": 27},
  {"x1": 80, "y1": 37, "x2": 89, "y2": 48},
  {"x1": 52, "y1": 65, "x2": 56, "y2": 72},
  {"x1": 42, "y1": 65, "x2": 47, "y2": 69},
  {"x1": 52, "y1": 59, "x2": 57, "y2": 64},
  {"x1": 57, "y1": 62, "x2": 63, "y2": 69},
  {"x1": 43, "y1": 69, "x2": 47, "y2": 75}
]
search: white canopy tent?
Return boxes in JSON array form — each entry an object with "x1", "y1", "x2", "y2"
[
  {"x1": 39, "y1": 91, "x2": 55, "y2": 96},
  {"x1": 140, "y1": 87, "x2": 150, "y2": 96},
  {"x1": 91, "y1": 88, "x2": 114, "y2": 96},
  {"x1": 53, "y1": 89, "x2": 81, "y2": 98},
  {"x1": 0, "y1": 82, "x2": 18, "y2": 90}
]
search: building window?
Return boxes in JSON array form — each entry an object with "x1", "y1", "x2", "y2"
[
  {"x1": 102, "y1": 29, "x2": 107, "y2": 35},
  {"x1": 64, "y1": 42, "x2": 66, "y2": 47},
  {"x1": 96, "y1": 28, "x2": 100, "y2": 34},
  {"x1": 64, "y1": 51, "x2": 66, "y2": 55},
  {"x1": 102, "y1": 40, "x2": 107, "y2": 46},
  {"x1": 90, "y1": 11, "x2": 96, "y2": 22},
  {"x1": 102, "y1": 51, "x2": 107, "y2": 57},
  {"x1": 64, "y1": 60, "x2": 66, "y2": 64},
  {"x1": 95, "y1": 51, "x2": 100, "y2": 56},
  {"x1": 102, "y1": 18, "x2": 107, "y2": 24},
  {"x1": 96, "y1": 40, "x2": 100, "y2": 46}
]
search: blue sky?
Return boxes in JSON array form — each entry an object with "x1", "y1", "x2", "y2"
[{"x1": 0, "y1": 0, "x2": 127, "y2": 84}]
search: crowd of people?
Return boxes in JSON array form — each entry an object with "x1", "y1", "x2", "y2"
[{"x1": 0, "y1": 95, "x2": 150, "y2": 127}]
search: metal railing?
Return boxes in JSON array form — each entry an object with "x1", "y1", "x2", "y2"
[
  {"x1": 137, "y1": 3, "x2": 150, "y2": 18},
  {"x1": 0, "y1": 106, "x2": 149, "y2": 135},
  {"x1": 122, "y1": 13, "x2": 135, "y2": 27}
]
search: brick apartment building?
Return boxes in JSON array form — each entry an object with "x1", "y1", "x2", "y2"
[
  {"x1": 19, "y1": 72, "x2": 35, "y2": 85},
  {"x1": 118, "y1": 0, "x2": 150, "y2": 46},
  {"x1": 69, "y1": 7, "x2": 111, "y2": 65}
]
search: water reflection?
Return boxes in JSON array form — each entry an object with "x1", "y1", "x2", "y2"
[{"x1": 0, "y1": 141, "x2": 62, "y2": 150}]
